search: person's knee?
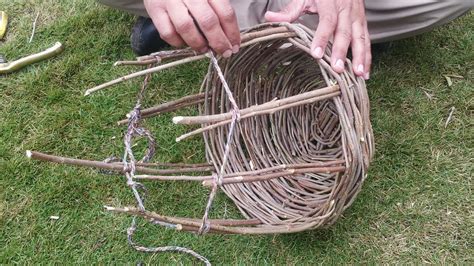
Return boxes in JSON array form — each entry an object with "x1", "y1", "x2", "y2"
[{"x1": 446, "y1": 0, "x2": 474, "y2": 10}]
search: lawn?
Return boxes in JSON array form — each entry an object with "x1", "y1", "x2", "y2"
[{"x1": 1, "y1": 1, "x2": 472, "y2": 264}]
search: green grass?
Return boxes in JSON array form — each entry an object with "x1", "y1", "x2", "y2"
[{"x1": 1, "y1": 1, "x2": 473, "y2": 264}]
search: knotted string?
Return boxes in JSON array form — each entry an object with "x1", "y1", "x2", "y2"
[{"x1": 121, "y1": 65, "x2": 211, "y2": 265}]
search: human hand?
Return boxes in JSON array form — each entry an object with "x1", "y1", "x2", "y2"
[
  {"x1": 265, "y1": 0, "x2": 371, "y2": 79},
  {"x1": 143, "y1": 0, "x2": 241, "y2": 57}
]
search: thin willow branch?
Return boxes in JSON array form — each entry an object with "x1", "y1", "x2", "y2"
[
  {"x1": 136, "y1": 49, "x2": 197, "y2": 62},
  {"x1": 104, "y1": 204, "x2": 335, "y2": 234},
  {"x1": 202, "y1": 166, "x2": 346, "y2": 186},
  {"x1": 131, "y1": 162, "x2": 211, "y2": 168},
  {"x1": 134, "y1": 174, "x2": 213, "y2": 181},
  {"x1": 84, "y1": 54, "x2": 208, "y2": 96},
  {"x1": 103, "y1": 206, "x2": 262, "y2": 235},
  {"x1": 112, "y1": 163, "x2": 212, "y2": 173},
  {"x1": 26, "y1": 150, "x2": 211, "y2": 175},
  {"x1": 142, "y1": 93, "x2": 205, "y2": 116},
  {"x1": 114, "y1": 59, "x2": 159, "y2": 66},
  {"x1": 135, "y1": 161, "x2": 345, "y2": 183},
  {"x1": 174, "y1": 85, "x2": 339, "y2": 125},
  {"x1": 115, "y1": 49, "x2": 199, "y2": 66},
  {"x1": 175, "y1": 91, "x2": 340, "y2": 142},
  {"x1": 118, "y1": 93, "x2": 206, "y2": 125},
  {"x1": 241, "y1": 32, "x2": 297, "y2": 48},
  {"x1": 224, "y1": 160, "x2": 345, "y2": 178},
  {"x1": 241, "y1": 26, "x2": 290, "y2": 42}
]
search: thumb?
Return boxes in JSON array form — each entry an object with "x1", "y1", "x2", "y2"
[{"x1": 264, "y1": 0, "x2": 306, "y2": 22}]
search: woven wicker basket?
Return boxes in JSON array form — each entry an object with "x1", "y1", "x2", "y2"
[
  {"x1": 28, "y1": 23, "x2": 374, "y2": 235},
  {"x1": 151, "y1": 23, "x2": 374, "y2": 233}
]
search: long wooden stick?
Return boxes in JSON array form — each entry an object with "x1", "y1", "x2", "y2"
[
  {"x1": 115, "y1": 50, "x2": 199, "y2": 66},
  {"x1": 131, "y1": 161, "x2": 211, "y2": 168},
  {"x1": 113, "y1": 164, "x2": 212, "y2": 173},
  {"x1": 114, "y1": 59, "x2": 158, "y2": 66},
  {"x1": 134, "y1": 174, "x2": 214, "y2": 181},
  {"x1": 104, "y1": 204, "x2": 334, "y2": 234},
  {"x1": 142, "y1": 93, "x2": 205, "y2": 116},
  {"x1": 135, "y1": 161, "x2": 345, "y2": 184},
  {"x1": 27, "y1": 149, "x2": 345, "y2": 185},
  {"x1": 26, "y1": 150, "x2": 211, "y2": 175},
  {"x1": 173, "y1": 85, "x2": 339, "y2": 125},
  {"x1": 224, "y1": 160, "x2": 345, "y2": 178},
  {"x1": 104, "y1": 206, "x2": 261, "y2": 230},
  {"x1": 118, "y1": 99, "x2": 205, "y2": 125},
  {"x1": 175, "y1": 91, "x2": 340, "y2": 142},
  {"x1": 241, "y1": 26, "x2": 290, "y2": 42},
  {"x1": 84, "y1": 54, "x2": 208, "y2": 96},
  {"x1": 136, "y1": 49, "x2": 197, "y2": 62},
  {"x1": 117, "y1": 93, "x2": 206, "y2": 125},
  {"x1": 202, "y1": 166, "x2": 345, "y2": 186}
]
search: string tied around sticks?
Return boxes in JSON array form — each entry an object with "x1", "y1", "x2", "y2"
[
  {"x1": 120, "y1": 64, "x2": 211, "y2": 264},
  {"x1": 198, "y1": 52, "x2": 241, "y2": 234}
]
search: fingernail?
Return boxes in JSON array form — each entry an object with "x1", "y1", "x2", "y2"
[
  {"x1": 357, "y1": 64, "x2": 364, "y2": 74},
  {"x1": 232, "y1": 45, "x2": 240, "y2": 54},
  {"x1": 335, "y1": 59, "x2": 344, "y2": 70},
  {"x1": 364, "y1": 72, "x2": 370, "y2": 80},
  {"x1": 313, "y1": 47, "x2": 323, "y2": 58},
  {"x1": 223, "y1": 50, "x2": 232, "y2": 58}
]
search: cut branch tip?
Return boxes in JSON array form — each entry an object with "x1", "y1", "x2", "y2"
[{"x1": 173, "y1": 116, "x2": 183, "y2": 124}]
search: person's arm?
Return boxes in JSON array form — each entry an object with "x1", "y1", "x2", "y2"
[
  {"x1": 143, "y1": 0, "x2": 240, "y2": 57},
  {"x1": 265, "y1": 0, "x2": 371, "y2": 79}
]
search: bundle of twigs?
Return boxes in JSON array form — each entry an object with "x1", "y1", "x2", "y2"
[{"x1": 28, "y1": 23, "x2": 374, "y2": 236}]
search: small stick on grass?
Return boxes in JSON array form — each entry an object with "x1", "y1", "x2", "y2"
[
  {"x1": 28, "y1": 12, "x2": 40, "y2": 43},
  {"x1": 445, "y1": 106, "x2": 455, "y2": 128}
]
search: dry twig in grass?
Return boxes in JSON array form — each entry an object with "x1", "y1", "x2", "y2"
[{"x1": 28, "y1": 12, "x2": 40, "y2": 43}]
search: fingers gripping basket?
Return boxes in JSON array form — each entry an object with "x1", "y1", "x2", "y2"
[{"x1": 28, "y1": 23, "x2": 374, "y2": 235}]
